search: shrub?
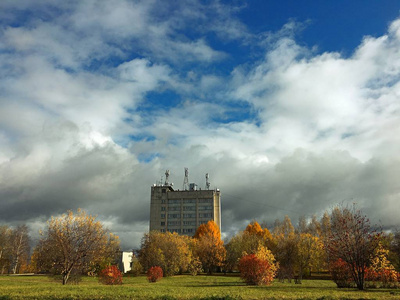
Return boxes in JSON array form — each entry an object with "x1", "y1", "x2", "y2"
[
  {"x1": 238, "y1": 254, "x2": 275, "y2": 285},
  {"x1": 127, "y1": 260, "x2": 143, "y2": 276},
  {"x1": 98, "y1": 265, "x2": 123, "y2": 285},
  {"x1": 147, "y1": 266, "x2": 163, "y2": 282},
  {"x1": 329, "y1": 259, "x2": 353, "y2": 288}
]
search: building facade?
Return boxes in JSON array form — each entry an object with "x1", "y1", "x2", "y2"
[{"x1": 150, "y1": 183, "x2": 221, "y2": 235}]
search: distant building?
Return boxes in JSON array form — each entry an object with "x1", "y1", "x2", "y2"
[
  {"x1": 149, "y1": 169, "x2": 221, "y2": 235},
  {"x1": 118, "y1": 251, "x2": 133, "y2": 273}
]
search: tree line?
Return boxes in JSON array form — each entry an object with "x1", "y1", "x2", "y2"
[{"x1": 1, "y1": 205, "x2": 400, "y2": 290}]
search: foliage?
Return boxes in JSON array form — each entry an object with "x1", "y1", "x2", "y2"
[
  {"x1": 329, "y1": 259, "x2": 353, "y2": 288},
  {"x1": 0, "y1": 225, "x2": 30, "y2": 274},
  {"x1": 273, "y1": 215, "x2": 297, "y2": 282},
  {"x1": 32, "y1": 209, "x2": 120, "y2": 285},
  {"x1": 238, "y1": 244, "x2": 277, "y2": 286},
  {"x1": 194, "y1": 221, "x2": 226, "y2": 274},
  {"x1": 296, "y1": 233, "x2": 325, "y2": 282},
  {"x1": 147, "y1": 266, "x2": 163, "y2": 282},
  {"x1": 128, "y1": 259, "x2": 143, "y2": 276},
  {"x1": 98, "y1": 265, "x2": 123, "y2": 285},
  {"x1": 365, "y1": 242, "x2": 398, "y2": 288},
  {"x1": 324, "y1": 205, "x2": 381, "y2": 290},
  {"x1": 139, "y1": 231, "x2": 192, "y2": 276},
  {"x1": 187, "y1": 255, "x2": 203, "y2": 276}
]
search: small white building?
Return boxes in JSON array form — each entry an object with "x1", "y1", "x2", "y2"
[{"x1": 119, "y1": 251, "x2": 133, "y2": 273}]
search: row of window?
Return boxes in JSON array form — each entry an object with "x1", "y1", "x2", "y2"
[
  {"x1": 161, "y1": 205, "x2": 212, "y2": 211},
  {"x1": 164, "y1": 228, "x2": 196, "y2": 234},
  {"x1": 161, "y1": 199, "x2": 213, "y2": 204},
  {"x1": 161, "y1": 213, "x2": 213, "y2": 219}
]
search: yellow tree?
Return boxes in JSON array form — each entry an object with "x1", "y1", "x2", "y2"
[
  {"x1": 296, "y1": 233, "x2": 324, "y2": 283},
  {"x1": 194, "y1": 221, "x2": 226, "y2": 274},
  {"x1": 36, "y1": 209, "x2": 120, "y2": 284},
  {"x1": 139, "y1": 231, "x2": 192, "y2": 276}
]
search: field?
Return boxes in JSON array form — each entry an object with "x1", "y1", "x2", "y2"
[{"x1": 1, "y1": 275, "x2": 400, "y2": 300}]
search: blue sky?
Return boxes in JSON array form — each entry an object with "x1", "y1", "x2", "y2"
[{"x1": 1, "y1": 0, "x2": 400, "y2": 248}]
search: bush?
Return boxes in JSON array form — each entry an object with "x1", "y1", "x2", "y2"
[
  {"x1": 238, "y1": 254, "x2": 275, "y2": 285},
  {"x1": 98, "y1": 265, "x2": 123, "y2": 285},
  {"x1": 147, "y1": 266, "x2": 163, "y2": 282},
  {"x1": 329, "y1": 259, "x2": 353, "y2": 288},
  {"x1": 127, "y1": 260, "x2": 143, "y2": 276}
]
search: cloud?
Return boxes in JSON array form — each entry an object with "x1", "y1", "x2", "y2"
[{"x1": 0, "y1": 1, "x2": 400, "y2": 249}]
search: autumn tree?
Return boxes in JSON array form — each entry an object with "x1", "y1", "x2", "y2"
[
  {"x1": 9, "y1": 225, "x2": 30, "y2": 274},
  {"x1": 139, "y1": 231, "x2": 192, "y2": 276},
  {"x1": 193, "y1": 221, "x2": 226, "y2": 274},
  {"x1": 0, "y1": 225, "x2": 11, "y2": 274},
  {"x1": 34, "y1": 209, "x2": 120, "y2": 285},
  {"x1": 273, "y1": 215, "x2": 298, "y2": 281},
  {"x1": 324, "y1": 205, "x2": 381, "y2": 290},
  {"x1": 295, "y1": 233, "x2": 324, "y2": 282},
  {"x1": 226, "y1": 221, "x2": 274, "y2": 272}
]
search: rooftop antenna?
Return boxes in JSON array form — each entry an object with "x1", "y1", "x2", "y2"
[
  {"x1": 205, "y1": 173, "x2": 210, "y2": 190},
  {"x1": 164, "y1": 170, "x2": 170, "y2": 186},
  {"x1": 183, "y1": 167, "x2": 189, "y2": 190}
]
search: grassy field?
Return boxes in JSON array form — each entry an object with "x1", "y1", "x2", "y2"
[{"x1": 1, "y1": 274, "x2": 400, "y2": 300}]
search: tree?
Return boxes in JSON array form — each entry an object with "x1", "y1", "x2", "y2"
[
  {"x1": 226, "y1": 221, "x2": 274, "y2": 272},
  {"x1": 273, "y1": 215, "x2": 297, "y2": 282},
  {"x1": 324, "y1": 205, "x2": 381, "y2": 290},
  {"x1": 9, "y1": 225, "x2": 30, "y2": 274},
  {"x1": 296, "y1": 233, "x2": 324, "y2": 282},
  {"x1": 34, "y1": 209, "x2": 120, "y2": 284},
  {"x1": 139, "y1": 231, "x2": 192, "y2": 276},
  {"x1": 238, "y1": 244, "x2": 277, "y2": 285},
  {"x1": 0, "y1": 226, "x2": 11, "y2": 274},
  {"x1": 194, "y1": 221, "x2": 226, "y2": 274}
]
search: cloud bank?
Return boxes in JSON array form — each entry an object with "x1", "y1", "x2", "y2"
[{"x1": 0, "y1": 1, "x2": 399, "y2": 248}]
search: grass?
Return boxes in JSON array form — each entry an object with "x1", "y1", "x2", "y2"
[{"x1": 0, "y1": 274, "x2": 399, "y2": 300}]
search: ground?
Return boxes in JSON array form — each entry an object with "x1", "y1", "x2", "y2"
[{"x1": 0, "y1": 274, "x2": 399, "y2": 299}]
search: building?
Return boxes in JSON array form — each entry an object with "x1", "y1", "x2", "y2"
[
  {"x1": 149, "y1": 169, "x2": 221, "y2": 235},
  {"x1": 118, "y1": 251, "x2": 133, "y2": 273}
]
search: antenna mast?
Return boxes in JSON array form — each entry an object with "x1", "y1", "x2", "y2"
[
  {"x1": 164, "y1": 170, "x2": 170, "y2": 186},
  {"x1": 205, "y1": 173, "x2": 210, "y2": 190},
  {"x1": 183, "y1": 168, "x2": 189, "y2": 190}
]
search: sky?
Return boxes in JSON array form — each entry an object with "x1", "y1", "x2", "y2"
[{"x1": 1, "y1": 0, "x2": 400, "y2": 250}]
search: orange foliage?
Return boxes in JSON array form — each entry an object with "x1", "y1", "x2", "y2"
[
  {"x1": 98, "y1": 265, "x2": 123, "y2": 285},
  {"x1": 244, "y1": 221, "x2": 272, "y2": 241},
  {"x1": 194, "y1": 220, "x2": 221, "y2": 240},
  {"x1": 147, "y1": 266, "x2": 163, "y2": 282},
  {"x1": 238, "y1": 254, "x2": 275, "y2": 285}
]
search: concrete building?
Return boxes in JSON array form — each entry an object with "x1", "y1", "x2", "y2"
[{"x1": 149, "y1": 170, "x2": 221, "y2": 235}]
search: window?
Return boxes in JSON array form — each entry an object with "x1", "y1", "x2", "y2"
[
  {"x1": 183, "y1": 213, "x2": 196, "y2": 218},
  {"x1": 183, "y1": 228, "x2": 194, "y2": 233},
  {"x1": 168, "y1": 229, "x2": 181, "y2": 233},
  {"x1": 199, "y1": 198, "x2": 212, "y2": 203},
  {"x1": 199, "y1": 213, "x2": 212, "y2": 218},
  {"x1": 160, "y1": 229, "x2": 165, "y2": 232},
  {"x1": 168, "y1": 213, "x2": 181, "y2": 219},
  {"x1": 184, "y1": 199, "x2": 196, "y2": 204},
  {"x1": 183, "y1": 206, "x2": 195, "y2": 211},
  {"x1": 168, "y1": 206, "x2": 180, "y2": 211},
  {"x1": 161, "y1": 214, "x2": 165, "y2": 219},
  {"x1": 183, "y1": 221, "x2": 196, "y2": 226},
  {"x1": 161, "y1": 207, "x2": 166, "y2": 211},
  {"x1": 161, "y1": 222, "x2": 165, "y2": 226},
  {"x1": 162, "y1": 189, "x2": 166, "y2": 193},
  {"x1": 161, "y1": 199, "x2": 166, "y2": 204},
  {"x1": 168, "y1": 221, "x2": 180, "y2": 226},
  {"x1": 198, "y1": 206, "x2": 213, "y2": 210},
  {"x1": 169, "y1": 200, "x2": 181, "y2": 204}
]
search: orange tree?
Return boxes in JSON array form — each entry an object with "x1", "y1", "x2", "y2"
[
  {"x1": 33, "y1": 209, "x2": 120, "y2": 285},
  {"x1": 193, "y1": 220, "x2": 226, "y2": 274},
  {"x1": 238, "y1": 244, "x2": 278, "y2": 285},
  {"x1": 324, "y1": 205, "x2": 381, "y2": 290}
]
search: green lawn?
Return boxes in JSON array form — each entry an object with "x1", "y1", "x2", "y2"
[{"x1": 0, "y1": 275, "x2": 399, "y2": 300}]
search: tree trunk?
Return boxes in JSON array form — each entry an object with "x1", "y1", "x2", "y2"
[{"x1": 62, "y1": 270, "x2": 71, "y2": 285}]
